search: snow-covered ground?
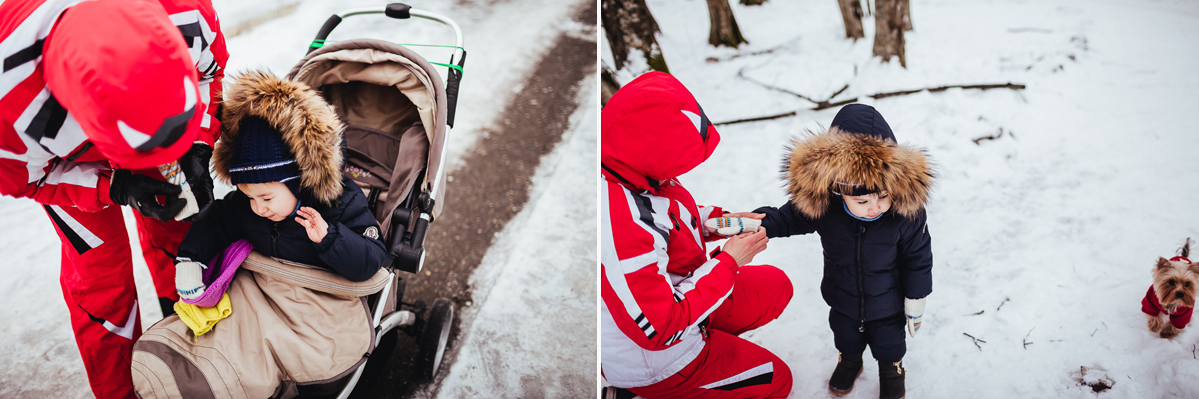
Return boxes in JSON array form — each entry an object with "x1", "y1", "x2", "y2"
[
  {"x1": 0, "y1": 0, "x2": 592, "y2": 397},
  {"x1": 435, "y1": 72, "x2": 597, "y2": 399},
  {"x1": 605, "y1": 0, "x2": 1199, "y2": 397}
]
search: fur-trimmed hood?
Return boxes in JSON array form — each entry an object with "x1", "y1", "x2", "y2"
[
  {"x1": 784, "y1": 126, "x2": 935, "y2": 220},
  {"x1": 214, "y1": 70, "x2": 344, "y2": 204}
]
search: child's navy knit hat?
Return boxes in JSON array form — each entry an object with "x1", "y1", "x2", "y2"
[
  {"x1": 829, "y1": 104, "x2": 895, "y2": 196},
  {"x1": 228, "y1": 116, "x2": 302, "y2": 196}
]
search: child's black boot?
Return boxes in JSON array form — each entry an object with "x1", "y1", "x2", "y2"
[
  {"x1": 879, "y1": 359, "x2": 905, "y2": 399},
  {"x1": 828, "y1": 352, "x2": 863, "y2": 395}
]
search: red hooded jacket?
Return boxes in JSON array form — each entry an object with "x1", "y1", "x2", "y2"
[
  {"x1": 0, "y1": 0, "x2": 226, "y2": 211},
  {"x1": 600, "y1": 72, "x2": 739, "y2": 387}
]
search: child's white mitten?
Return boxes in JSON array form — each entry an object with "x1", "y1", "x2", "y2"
[
  {"x1": 175, "y1": 260, "x2": 207, "y2": 300},
  {"x1": 703, "y1": 216, "x2": 761, "y2": 236},
  {"x1": 905, "y1": 297, "x2": 926, "y2": 337}
]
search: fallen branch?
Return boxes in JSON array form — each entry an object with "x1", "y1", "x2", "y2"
[
  {"x1": 996, "y1": 297, "x2": 1011, "y2": 311},
  {"x1": 963, "y1": 332, "x2": 986, "y2": 351},
  {"x1": 736, "y1": 68, "x2": 849, "y2": 108},
  {"x1": 1024, "y1": 327, "x2": 1035, "y2": 350},
  {"x1": 716, "y1": 83, "x2": 1027, "y2": 126},
  {"x1": 974, "y1": 128, "x2": 1006, "y2": 145},
  {"x1": 970, "y1": 310, "x2": 985, "y2": 316}
]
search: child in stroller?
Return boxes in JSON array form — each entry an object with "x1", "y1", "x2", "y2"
[{"x1": 174, "y1": 69, "x2": 386, "y2": 297}]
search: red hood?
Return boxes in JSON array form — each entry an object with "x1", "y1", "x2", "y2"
[
  {"x1": 601, "y1": 72, "x2": 720, "y2": 191},
  {"x1": 43, "y1": 0, "x2": 202, "y2": 170}
]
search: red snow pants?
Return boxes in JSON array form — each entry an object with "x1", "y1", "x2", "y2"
[
  {"x1": 630, "y1": 265, "x2": 795, "y2": 399},
  {"x1": 44, "y1": 197, "x2": 186, "y2": 399}
]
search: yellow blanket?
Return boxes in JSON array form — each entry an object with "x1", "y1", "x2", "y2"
[{"x1": 173, "y1": 294, "x2": 232, "y2": 337}]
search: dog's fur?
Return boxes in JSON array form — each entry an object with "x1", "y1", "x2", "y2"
[{"x1": 1145, "y1": 238, "x2": 1199, "y2": 339}]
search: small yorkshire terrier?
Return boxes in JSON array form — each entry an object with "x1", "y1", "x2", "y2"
[{"x1": 1142, "y1": 238, "x2": 1198, "y2": 339}]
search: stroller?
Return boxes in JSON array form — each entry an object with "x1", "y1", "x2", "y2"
[
  {"x1": 286, "y1": 3, "x2": 466, "y2": 397},
  {"x1": 130, "y1": 4, "x2": 464, "y2": 399}
]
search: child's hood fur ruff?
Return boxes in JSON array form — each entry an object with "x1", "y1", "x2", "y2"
[
  {"x1": 214, "y1": 70, "x2": 345, "y2": 204},
  {"x1": 784, "y1": 127, "x2": 935, "y2": 220}
]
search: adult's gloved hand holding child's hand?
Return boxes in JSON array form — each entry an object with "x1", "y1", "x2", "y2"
[
  {"x1": 704, "y1": 212, "x2": 763, "y2": 237},
  {"x1": 109, "y1": 169, "x2": 186, "y2": 221},
  {"x1": 720, "y1": 228, "x2": 768, "y2": 267},
  {"x1": 905, "y1": 297, "x2": 926, "y2": 337},
  {"x1": 178, "y1": 143, "x2": 215, "y2": 222}
]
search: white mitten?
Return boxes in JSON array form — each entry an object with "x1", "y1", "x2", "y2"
[
  {"x1": 703, "y1": 217, "x2": 761, "y2": 236},
  {"x1": 175, "y1": 260, "x2": 207, "y2": 300},
  {"x1": 905, "y1": 297, "x2": 926, "y2": 337}
]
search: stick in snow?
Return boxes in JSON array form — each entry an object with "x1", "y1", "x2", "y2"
[
  {"x1": 1024, "y1": 327, "x2": 1035, "y2": 349},
  {"x1": 996, "y1": 297, "x2": 1010, "y2": 311},
  {"x1": 964, "y1": 332, "x2": 986, "y2": 351},
  {"x1": 716, "y1": 83, "x2": 1027, "y2": 126},
  {"x1": 973, "y1": 128, "x2": 1006, "y2": 145}
]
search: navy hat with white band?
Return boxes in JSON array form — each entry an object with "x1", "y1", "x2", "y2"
[{"x1": 228, "y1": 116, "x2": 302, "y2": 195}]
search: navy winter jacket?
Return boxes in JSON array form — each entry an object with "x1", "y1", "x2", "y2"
[
  {"x1": 178, "y1": 175, "x2": 387, "y2": 282},
  {"x1": 755, "y1": 198, "x2": 933, "y2": 322}
]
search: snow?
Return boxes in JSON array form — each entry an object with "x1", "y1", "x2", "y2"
[
  {"x1": 435, "y1": 72, "x2": 598, "y2": 399},
  {"x1": 0, "y1": 0, "x2": 587, "y2": 397},
  {"x1": 605, "y1": 0, "x2": 1199, "y2": 397}
]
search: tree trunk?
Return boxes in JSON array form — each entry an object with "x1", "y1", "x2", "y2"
[
  {"x1": 601, "y1": 0, "x2": 670, "y2": 73},
  {"x1": 706, "y1": 0, "x2": 748, "y2": 48},
  {"x1": 899, "y1": 0, "x2": 912, "y2": 31},
  {"x1": 601, "y1": 66, "x2": 621, "y2": 107},
  {"x1": 741, "y1": 0, "x2": 768, "y2": 5},
  {"x1": 872, "y1": 0, "x2": 906, "y2": 68},
  {"x1": 837, "y1": 0, "x2": 864, "y2": 40}
]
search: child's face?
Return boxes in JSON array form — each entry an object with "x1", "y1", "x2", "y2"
[
  {"x1": 239, "y1": 182, "x2": 297, "y2": 222},
  {"x1": 843, "y1": 192, "x2": 891, "y2": 219}
]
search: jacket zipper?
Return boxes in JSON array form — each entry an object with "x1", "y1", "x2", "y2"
[
  {"x1": 855, "y1": 226, "x2": 866, "y2": 332},
  {"x1": 271, "y1": 222, "x2": 280, "y2": 256}
]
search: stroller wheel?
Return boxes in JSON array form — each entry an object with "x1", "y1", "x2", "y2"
[{"x1": 418, "y1": 297, "x2": 454, "y2": 380}]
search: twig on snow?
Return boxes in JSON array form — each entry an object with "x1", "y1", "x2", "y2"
[
  {"x1": 963, "y1": 332, "x2": 986, "y2": 351},
  {"x1": 973, "y1": 128, "x2": 1006, "y2": 145},
  {"x1": 1024, "y1": 327, "x2": 1035, "y2": 349},
  {"x1": 970, "y1": 310, "x2": 985, "y2": 316},
  {"x1": 996, "y1": 297, "x2": 1010, "y2": 311},
  {"x1": 716, "y1": 83, "x2": 1028, "y2": 126}
]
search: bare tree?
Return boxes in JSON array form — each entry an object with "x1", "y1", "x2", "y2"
[
  {"x1": 837, "y1": 0, "x2": 864, "y2": 40},
  {"x1": 706, "y1": 0, "x2": 747, "y2": 48},
  {"x1": 601, "y1": 66, "x2": 621, "y2": 106},
  {"x1": 602, "y1": 0, "x2": 670, "y2": 73},
  {"x1": 899, "y1": 0, "x2": 912, "y2": 31},
  {"x1": 872, "y1": 0, "x2": 906, "y2": 67},
  {"x1": 741, "y1": 0, "x2": 768, "y2": 5}
]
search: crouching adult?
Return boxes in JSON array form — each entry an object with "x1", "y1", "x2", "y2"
[{"x1": 600, "y1": 71, "x2": 794, "y2": 398}]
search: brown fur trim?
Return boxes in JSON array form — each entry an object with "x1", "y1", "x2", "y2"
[
  {"x1": 783, "y1": 127, "x2": 934, "y2": 219},
  {"x1": 215, "y1": 70, "x2": 344, "y2": 204}
]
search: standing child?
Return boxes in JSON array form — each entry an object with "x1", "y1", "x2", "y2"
[
  {"x1": 753, "y1": 104, "x2": 934, "y2": 399},
  {"x1": 174, "y1": 70, "x2": 388, "y2": 302}
]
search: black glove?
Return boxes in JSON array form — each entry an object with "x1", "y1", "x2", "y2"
[
  {"x1": 109, "y1": 169, "x2": 186, "y2": 222},
  {"x1": 178, "y1": 143, "x2": 214, "y2": 222}
]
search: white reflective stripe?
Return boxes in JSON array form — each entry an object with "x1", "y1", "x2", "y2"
[
  {"x1": 0, "y1": 0, "x2": 83, "y2": 98},
  {"x1": 38, "y1": 113, "x2": 87, "y2": 157},
  {"x1": 0, "y1": 123, "x2": 58, "y2": 184},
  {"x1": 168, "y1": 10, "x2": 218, "y2": 80},
  {"x1": 601, "y1": 182, "x2": 648, "y2": 332},
  {"x1": 42, "y1": 159, "x2": 102, "y2": 188},
  {"x1": 181, "y1": 76, "x2": 197, "y2": 110},
  {"x1": 681, "y1": 110, "x2": 702, "y2": 134},
  {"x1": 116, "y1": 120, "x2": 151, "y2": 149},
  {"x1": 12, "y1": 86, "x2": 51, "y2": 134},
  {"x1": 676, "y1": 203, "x2": 703, "y2": 248},
  {"x1": 101, "y1": 299, "x2": 138, "y2": 340},
  {"x1": 700, "y1": 362, "x2": 774, "y2": 389},
  {"x1": 48, "y1": 205, "x2": 103, "y2": 249},
  {"x1": 198, "y1": 81, "x2": 212, "y2": 129}
]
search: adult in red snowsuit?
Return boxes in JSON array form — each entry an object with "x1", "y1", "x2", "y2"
[
  {"x1": 600, "y1": 71, "x2": 794, "y2": 398},
  {"x1": 0, "y1": 0, "x2": 226, "y2": 397}
]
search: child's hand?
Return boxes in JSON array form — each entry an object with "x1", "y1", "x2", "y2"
[
  {"x1": 295, "y1": 207, "x2": 329, "y2": 243},
  {"x1": 905, "y1": 297, "x2": 926, "y2": 337}
]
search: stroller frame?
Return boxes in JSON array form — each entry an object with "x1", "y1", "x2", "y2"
[{"x1": 294, "y1": 4, "x2": 466, "y2": 398}]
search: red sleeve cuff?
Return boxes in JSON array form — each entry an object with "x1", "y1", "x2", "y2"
[{"x1": 713, "y1": 250, "x2": 738, "y2": 274}]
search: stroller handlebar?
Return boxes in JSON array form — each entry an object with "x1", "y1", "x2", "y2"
[{"x1": 315, "y1": 4, "x2": 465, "y2": 63}]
